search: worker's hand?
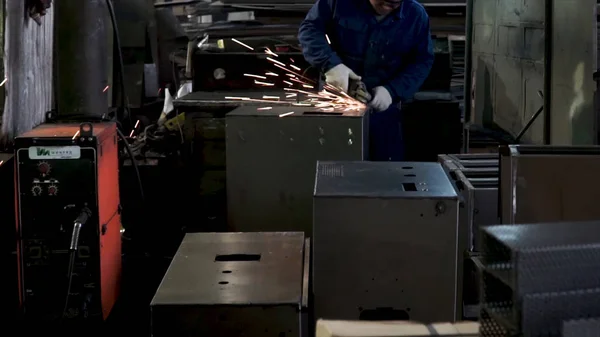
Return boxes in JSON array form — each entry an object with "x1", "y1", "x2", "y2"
[
  {"x1": 369, "y1": 86, "x2": 392, "y2": 111},
  {"x1": 325, "y1": 64, "x2": 361, "y2": 93},
  {"x1": 348, "y1": 80, "x2": 372, "y2": 104}
]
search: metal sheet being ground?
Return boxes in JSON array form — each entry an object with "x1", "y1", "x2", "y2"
[
  {"x1": 499, "y1": 145, "x2": 600, "y2": 224},
  {"x1": 150, "y1": 232, "x2": 308, "y2": 337},
  {"x1": 481, "y1": 221, "x2": 600, "y2": 298},
  {"x1": 313, "y1": 161, "x2": 459, "y2": 323},
  {"x1": 173, "y1": 89, "x2": 297, "y2": 108},
  {"x1": 226, "y1": 106, "x2": 368, "y2": 236}
]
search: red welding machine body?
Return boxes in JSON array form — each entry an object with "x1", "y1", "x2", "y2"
[{"x1": 14, "y1": 122, "x2": 121, "y2": 324}]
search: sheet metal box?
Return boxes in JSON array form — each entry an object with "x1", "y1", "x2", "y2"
[
  {"x1": 226, "y1": 106, "x2": 368, "y2": 236},
  {"x1": 151, "y1": 232, "x2": 310, "y2": 337},
  {"x1": 313, "y1": 161, "x2": 459, "y2": 323},
  {"x1": 499, "y1": 145, "x2": 600, "y2": 224}
]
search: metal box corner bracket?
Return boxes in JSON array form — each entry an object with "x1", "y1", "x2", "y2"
[
  {"x1": 150, "y1": 232, "x2": 309, "y2": 337},
  {"x1": 226, "y1": 106, "x2": 368, "y2": 236},
  {"x1": 499, "y1": 145, "x2": 600, "y2": 224},
  {"x1": 313, "y1": 161, "x2": 460, "y2": 323}
]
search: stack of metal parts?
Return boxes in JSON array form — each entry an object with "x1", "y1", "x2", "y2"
[
  {"x1": 499, "y1": 145, "x2": 600, "y2": 224},
  {"x1": 438, "y1": 153, "x2": 499, "y2": 319},
  {"x1": 479, "y1": 221, "x2": 600, "y2": 336},
  {"x1": 313, "y1": 161, "x2": 459, "y2": 322},
  {"x1": 226, "y1": 106, "x2": 368, "y2": 236},
  {"x1": 151, "y1": 232, "x2": 310, "y2": 337},
  {"x1": 439, "y1": 153, "x2": 499, "y2": 251}
]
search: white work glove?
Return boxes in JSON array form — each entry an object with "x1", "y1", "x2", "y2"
[
  {"x1": 325, "y1": 64, "x2": 361, "y2": 93},
  {"x1": 369, "y1": 86, "x2": 393, "y2": 112}
]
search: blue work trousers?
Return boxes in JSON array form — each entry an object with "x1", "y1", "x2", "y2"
[{"x1": 369, "y1": 105, "x2": 404, "y2": 161}]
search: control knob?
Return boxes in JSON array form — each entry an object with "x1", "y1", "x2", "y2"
[
  {"x1": 48, "y1": 185, "x2": 58, "y2": 196},
  {"x1": 31, "y1": 185, "x2": 42, "y2": 196},
  {"x1": 37, "y1": 161, "x2": 51, "y2": 176}
]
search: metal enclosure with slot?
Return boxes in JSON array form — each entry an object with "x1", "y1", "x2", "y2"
[
  {"x1": 313, "y1": 161, "x2": 459, "y2": 323},
  {"x1": 500, "y1": 145, "x2": 600, "y2": 224},
  {"x1": 150, "y1": 232, "x2": 310, "y2": 337},
  {"x1": 226, "y1": 106, "x2": 368, "y2": 236}
]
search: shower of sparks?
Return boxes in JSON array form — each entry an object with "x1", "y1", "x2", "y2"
[
  {"x1": 265, "y1": 48, "x2": 278, "y2": 57},
  {"x1": 255, "y1": 80, "x2": 275, "y2": 86},
  {"x1": 244, "y1": 73, "x2": 266, "y2": 79},
  {"x1": 325, "y1": 34, "x2": 331, "y2": 44},
  {"x1": 267, "y1": 57, "x2": 285, "y2": 67},
  {"x1": 224, "y1": 45, "x2": 366, "y2": 113},
  {"x1": 262, "y1": 95, "x2": 280, "y2": 100},
  {"x1": 231, "y1": 38, "x2": 254, "y2": 50},
  {"x1": 279, "y1": 112, "x2": 294, "y2": 118}
]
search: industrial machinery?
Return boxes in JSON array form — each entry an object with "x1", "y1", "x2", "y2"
[
  {"x1": 151, "y1": 232, "x2": 310, "y2": 337},
  {"x1": 499, "y1": 145, "x2": 600, "y2": 224},
  {"x1": 480, "y1": 221, "x2": 600, "y2": 336},
  {"x1": 226, "y1": 106, "x2": 368, "y2": 236},
  {"x1": 313, "y1": 161, "x2": 459, "y2": 322},
  {"x1": 14, "y1": 122, "x2": 122, "y2": 328}
]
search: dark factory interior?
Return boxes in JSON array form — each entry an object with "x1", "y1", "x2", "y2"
[{"x1": 2, "y1": 0, "x2": 600, "y2": 336}]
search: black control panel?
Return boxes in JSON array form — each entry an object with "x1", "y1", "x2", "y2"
[{"x1": 15, "y1": 145, "x2": 102, "y2": 323}]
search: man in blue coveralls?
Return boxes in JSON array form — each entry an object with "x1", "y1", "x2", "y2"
[{"x1": 298, "y1": 0, "x2": 434, "y2": 161}]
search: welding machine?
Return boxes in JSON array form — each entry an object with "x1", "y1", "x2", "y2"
[{"x1": 14, "y1": 122, "x2": 121, "y2": 327}]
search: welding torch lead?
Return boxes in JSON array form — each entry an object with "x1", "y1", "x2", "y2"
[{"x1": 69, "y1": 208, "x2": 91, "y2": 251}]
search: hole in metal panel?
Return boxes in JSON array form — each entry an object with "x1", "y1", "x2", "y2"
[
  {"x1": 215, "y1": 254, "x2": 261, "y2": 262},
  {"x1": 404, "y1": 174, "x2": 416, "y2": 177},
  {"x1": 402, "y1": 183, "x2": 417, "y2": 191},
  {"x1": 219, "y1": 281, "x2": 229, "y2": 285},
  {"x1": 402, "y1": 166, "x2": 413, "y2": 169},
  {"x1": 222, "y1": 270, "x2": 232, "y2": 273}
]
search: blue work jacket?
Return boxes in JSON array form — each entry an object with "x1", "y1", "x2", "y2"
[{"x1": 298, "y1": 0, "x2": 434, "y2": 103}]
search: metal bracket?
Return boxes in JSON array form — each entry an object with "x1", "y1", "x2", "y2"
[{"x1": 79, "y1": 122, "x2": 93, "y2": 138}]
